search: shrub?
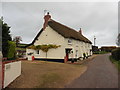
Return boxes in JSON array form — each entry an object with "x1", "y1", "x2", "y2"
[
  {"x1": 111, "y1": 48, "x2": 120, "y2": 61},
  {"x1": 93, "y1": 51, "x2": 108, "y2": 54},
  {"x1": 93, "y1": 51, "x2": 99, "y2": 54},
  {"x1": 7, "y1": 41, "x2": 16, "y2": 60}
]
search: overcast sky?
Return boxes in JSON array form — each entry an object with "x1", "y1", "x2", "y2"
[{"x1": 2, "y1": 2, "x2": 118, "y2": 47}]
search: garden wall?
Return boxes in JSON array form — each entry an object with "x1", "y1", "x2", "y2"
[{"x1": 3, "y1": 61, "x2": 21, "y2": 88}]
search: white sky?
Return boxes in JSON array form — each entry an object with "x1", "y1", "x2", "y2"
[
  {"x1": 1, "y1": 0, "x2": 119, "y2": 47},
  {"x1": 1, "y1": 0, "x2": 119, "y2": 2}
]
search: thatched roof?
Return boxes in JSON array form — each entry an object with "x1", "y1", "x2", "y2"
[
  {"x1": 48, "y1": 19, "x2": 92, "y2": 44},
  {"x1": 26, "y1": 19, "x2": 92, "y2": 47}
]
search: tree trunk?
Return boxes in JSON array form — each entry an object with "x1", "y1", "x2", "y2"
[{"x1": 46, "y1": 52, "x2": 47, "y2": 58}]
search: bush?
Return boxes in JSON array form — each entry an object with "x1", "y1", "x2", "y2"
[
  {"x1": 109, "y1": 55, "x2": 120, "y2": 71},
  {"x1": 93, "y1": 51, "x2": 99, "y2": 54},
  {"x1": 7, "y1": 41, "x2": 16, "y2": 60},
  {"x1": 111, "y1": 48, "x2": 120, "y2": 61}
]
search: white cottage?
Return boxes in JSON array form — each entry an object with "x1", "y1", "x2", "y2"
[{"x1": 26, "y1": 13, "x2": 92, "y2": 62}]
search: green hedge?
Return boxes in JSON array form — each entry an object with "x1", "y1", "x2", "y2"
[
  {"x1": 111, "y1": 48, "x2": 120, "y2": 61},
  {"x1": 93, "y1": 51, "x2": 108, "y2": 54},
  {"x1": 7, "y1": 41, "x2": 16, "y2": 60}
]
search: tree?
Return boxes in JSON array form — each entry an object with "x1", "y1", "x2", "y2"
[
  {"x1": 13, "y1": 36, "x2": 22, "y2": 46},
  {"x1": 0, "y1": 18, "x2": 2, "y2": 51},
  {"x1": 7, "y1": 41, "x2": 16, "y2": 59},
  {"x1": 117, "y1": 33, "x2": 120, "y2": 46},
  {"x1": 2, "y1": 19, "x2": 12, "y2": 57}
]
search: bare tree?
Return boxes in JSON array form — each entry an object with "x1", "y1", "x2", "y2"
[{"x1": 13, "y1": 36, "x2": 22, "y2": 46}]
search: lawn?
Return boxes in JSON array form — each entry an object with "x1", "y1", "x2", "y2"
[{"x1": 7, "y1": 61, "x2": 87, "y2": 88}]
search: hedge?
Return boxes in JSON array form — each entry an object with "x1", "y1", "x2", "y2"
[
  {"x1": 7, "y1": 41, "x2": 16, "y2": 60},
  {"x1": 111, "y1": 48, "x2": 120, "y2": 61}
]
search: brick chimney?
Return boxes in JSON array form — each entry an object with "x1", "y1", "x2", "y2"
[
  {"x1": 43, "y1": 12, "x2": 51, "y2": 30},
  {"x1": 79, "y1": 28, "x2": 82, "y2": 34}
]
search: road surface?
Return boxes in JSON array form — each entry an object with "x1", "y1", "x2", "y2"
[{"x1": 65, "y1": 54, "x2": 118, "y2": 88}]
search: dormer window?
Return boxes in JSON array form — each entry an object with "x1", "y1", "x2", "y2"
[{"x1": 68, "y1": 39, "x2": 72, "y2": 45}]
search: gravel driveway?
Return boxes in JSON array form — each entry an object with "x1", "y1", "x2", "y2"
[
  {"x1": 7, "y1": 60, "x2": 86, "y2": 88},
  {"x1": 65, "y1": 54, "x2": 118, "y2": 88}
]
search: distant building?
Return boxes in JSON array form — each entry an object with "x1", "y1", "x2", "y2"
[
  {"x1": 16, "y1": 43, "x2": 28, "y2": 59},
  {"x1": 92, "y1": 46, "x2": 99, "y2": 52},
  {"x1": 26, "y1": 13, "x2": 92, "y2": 61},
  {"x1": 100, "y1": 46, "x2": 117, "y2": 52}
]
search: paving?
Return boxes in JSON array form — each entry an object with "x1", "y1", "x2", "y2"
[{"x1": 65, "y1": 54, "x2": 118, "y2": 88}]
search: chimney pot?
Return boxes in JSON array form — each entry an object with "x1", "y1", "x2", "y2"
[{"x1": 79, "y1": 28, "x2": 82, "y2": 34}]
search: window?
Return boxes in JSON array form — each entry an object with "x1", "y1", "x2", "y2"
[
  {"x1": 27, "y1": 52, "x2": 33, "y2": 55},
  {"x1": 75, "y1": 50, "x2": 78, "y2": 57},
  {"x1": 68, "y1": 39, "x2": 72, "y2": 44},
  {"x1": 36, "y1": 50, "x2": 39, "y2": 54}
]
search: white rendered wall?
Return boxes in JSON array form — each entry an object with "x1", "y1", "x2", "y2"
[
  {"x1": 64, "y1": 38, "x2": 92, "y2": 58},
  {"x1": 4, "y1": 61, "x2": 21, "y2": 88},
  {"x1": 26, "y1": 25, "x2": 92, "y2": 59},
  {"x1": 27, "y1": 26, "x2": 66, "y2": 59}
]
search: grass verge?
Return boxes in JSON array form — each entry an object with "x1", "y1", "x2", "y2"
[
  {"x1": 109, "y1": 55, "x2": 120, "y2": 71},
  {"x1": 93, "y1": 51, "x2": 109, "y2": 54}
]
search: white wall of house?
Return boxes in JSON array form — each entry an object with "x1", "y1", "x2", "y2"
[
  {"x1": 26, "y1": 26, "x2": 66, "y2": 59},
  {"x1": 26, "y1": 25, "x2": 92, "y2": 60},
  {"x1": 64, "y1": 38, "x2": 92, "y2": 59},
  {"x1": 4, "y1": 61, "x2": 21, "y2": 88}
]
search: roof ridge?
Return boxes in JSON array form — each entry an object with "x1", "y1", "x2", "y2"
[{"x1": 50, "y1": 19, "x2": 78, "y2": 33}]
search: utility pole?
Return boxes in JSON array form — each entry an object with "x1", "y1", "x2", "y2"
[{"x1": 94, "y1": 36, "x2": 96, "y2": 46}]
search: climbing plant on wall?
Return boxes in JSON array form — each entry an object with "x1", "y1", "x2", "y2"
[{"x1": 27, "y1": 44, "x2": 61, "y2": 58}]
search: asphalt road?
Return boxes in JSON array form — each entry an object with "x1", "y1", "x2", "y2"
[{"x1": 65, "y1": 54, "x2": 118, "y2": 88}]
